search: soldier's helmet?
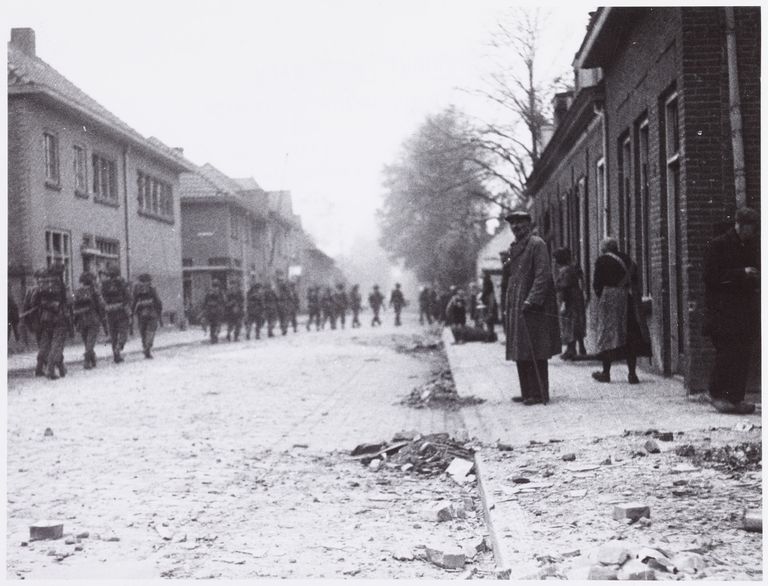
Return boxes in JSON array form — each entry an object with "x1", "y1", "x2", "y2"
[
  {"x1": 33, "y1": 268, "x2": 47, "y2": 279},
  {"x1": 395, "y1": 283, "x2": 401, "y2": 288},
  {"x1": 211, "y1": 279, "x2": 221, "y2": 288},
  {"x1": 336, "y1": 283, "x2": 344, "y2": 289},
  {"x1": 107, "y1": 264, "x2": 121, "y2": 277},
  {"x1": 373, "y1": 284, "x2": 379, "y2": 290},
  {"x1": 79, "y1": 272, "x2": 95, "y2": 285},
  {"x1": 137, "y1": 273, "x2": 152, "y2": 283},
  {"x1": 49, "y1": 263, "x2": 65, "y2": 276}
]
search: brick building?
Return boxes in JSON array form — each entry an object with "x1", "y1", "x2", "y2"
[
  {"x1": 527, "y1": 7, "x2": 760, "y2": 392},
  {"x1": 179, "y1": 164, "x2": 270, "y2": 312},
  {"x1": 180, "y1": 167, "x2": 337, "y2": 316},
  {"x1": 8, "y1": 28, "x2": 192, "y2": 324}
]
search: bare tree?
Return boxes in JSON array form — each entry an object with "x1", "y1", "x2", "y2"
[{"x1": 459, "y1": 8, "x2": 573, "y2": 216}]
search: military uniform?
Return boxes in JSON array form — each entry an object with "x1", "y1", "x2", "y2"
[
  {"x1": 321, "y1": 287, "x2": 336, "y2": 329},
  {"x1": 101, "y1": 267, "x2": 132, "y2": 363},
  {"x1": 306, "y1": 286, "x2": 321, "y2": 331},
  {"x1": 73, "y1": 272, "x2": 106, "y2": 369},
  {"x1": 418, "y1": 287, "x2": 433, "y2": 325},
  {"x1": 263, "y1": 284, "x2": 279, "y2": 337},
  {"x1": 225, "y1": 285, "x2": 244, "y2": 341},
  {"x1": 389, "y1": 285, "x2": 405, "y2": 326},
  {"x1": 368, "y1": 287, "x2": 384, "y2": 327},
  {"x1": 350, "y1": 285, "x2": 362, "y2": 328},
  {"x1": 245, "y1": 282, "x2": 265, "y2": 340},
  {"x1": 275, "y1": 280, "x2": 291, "y2": 335},
  {"x1": 32, "y1": 266, "x2": 72, "y2": 379},
  {"x1": 203, "y1": 281, "x2": 226, "y2": 344},
  {"x1": 333, "y1": 284, "x2": 349, "y2": 329},
  {"x1": 22, "y1": 269, "x2": 46, "y2": 352},
  {"x1": 288, "y1": 282, "x2": 300, "y2": 333},
  {"x1": 133, "y1": 274, "x2": 163, "y2": 358}
]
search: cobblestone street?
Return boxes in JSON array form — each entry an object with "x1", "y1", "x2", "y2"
[
  {"x1": 6, "y1": 312, "x2": 762, "y2": 580},
  {"x1": 7, "y1": 315, "x2": 481, "y2": 579}
]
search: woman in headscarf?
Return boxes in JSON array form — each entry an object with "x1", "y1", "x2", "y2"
[{"x1": 592, "y1": 238, "x2": 651, "y2": 384}]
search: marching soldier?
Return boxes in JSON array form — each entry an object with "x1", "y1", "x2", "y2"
[
  {"x1": 245, "y1": 280, "x2": 265, "y2": 340},
  {"x1": 350, "y1": 284, "x2": 362, "y2": 328},
  {"x1": 8, "y1": 292, "x2": 20, "y2": 342},
  {"x1": 224, "y1": 281, "x2": 244, "y2": 342},
  {"x1": 368, "y1": 284, "x2": 384, "y2": 327},
  {"x1": 263, "y1": 282, "x2": 279, "y2": 337},
  {"x1": 306, "y1": 285, "x2": 321, "y2": 331},
  {"x1": 22, "y1": 269, "x2": 47, "y2": 353},
  {"x1": 333, "y1": 283, "x2": 349, "y2": 329},
  {"x1": 101, "y1": 263, "x2": 131, "y2": 363},
  {"x1": 73, "y1": 272, "x2": 106, "y2": 369},
  {"x1": 288, "y1": 281, "x2": 300, "y2": 333},
  {"x1": 321, "y1": 286, "x2": 336, "y2": 330},
  {"x1": 389, "y1": 282, "x2": 406, "y2": 326},
  {"x1": 31, "y1": 265, "x2": 72, "y2": 379},
  {"x1": 132, "y1": 273, "x2": 163, "y2": 358},
  {"x1": 203, "y1": 279, "x2": 226, "y2": 344},
  {"x1": 275, "y1": 278, "x2": 291, "y2": 336}
]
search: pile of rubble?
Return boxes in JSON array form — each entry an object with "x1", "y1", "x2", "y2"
[
  {"x1": 561, "y1": 538, "x2": 713, "y2": 580},
  {"x1": 401, "y1": 368, "x2": 485, "y2": 410},
  {"x1": 674, "y1": 441, "x2": 761, "y2": 473},
  {"x1": 351, "y1": 432, "x2": 476, "y2": 478}
]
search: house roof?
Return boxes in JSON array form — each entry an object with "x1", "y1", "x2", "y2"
[
  {"x1": 576, "y1": 7, "x2": 646, "y2": 69},
  {"x1": 179, "y1": 164, "x2": 268, "y2": 222},
  {"x1": 8, "y1": 43, "x2": 192, "y2": 173}
]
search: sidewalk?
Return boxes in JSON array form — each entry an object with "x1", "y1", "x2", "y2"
[
  {"x1": 443, "y1": 329, "x2": 762, "y2": 580},
  {"x1": 443, "y1": 329, "x2": 761, "y2": 445},
  {"x1": 7, "y1": 326, "x2": 208, "y2": 376}
]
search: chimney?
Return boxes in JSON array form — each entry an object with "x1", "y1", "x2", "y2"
[
  {"x1": 10, "y1": 28, "x2": 36, "y2": 57},
  {"x1": 552, "y1": 91, "x2": 574, "y2": 129}
]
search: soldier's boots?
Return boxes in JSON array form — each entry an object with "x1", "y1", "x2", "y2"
[
  {"x1": 46, "y1": 364, "x2": 58, "y2": 380},
  {"x1": 35, "y1": 360, "x2": 45, "y2": 377},
  {"x1": 58, "y1": 361, "x2": 67, "y2": 378},
  {"x1": 84, "y1": 351, "x2": 96, "y2": 370},
  {"x1": 114, "y1": 350, "x2": 124, "y2": 363},
  {"x1": 144, "y1": 348, "x2": 153, "y2": 359}
]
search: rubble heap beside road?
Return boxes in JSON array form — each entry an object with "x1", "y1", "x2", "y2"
[
  {"x1": 401, "y1": 367, "x2": 485, "y2": 410},
  {"x1": 352, "y1": 432, "x2": 476, "y2": 478}
]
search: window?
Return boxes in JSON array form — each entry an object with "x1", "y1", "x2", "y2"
[
  {"x1": 73, "y1": 145, "x2": 87, "y2": 195},
  {"x1": 137, "y1": 170, "x2": 174, "y2": 221},
  {"x1": 577, "y1": 177, "x2": 590, "y2": 300},
  {"x1": 663, "y1": 91, "x2": 684, "y2": 356},
  {"x1": 45, "y1": 229, "x2": 71, "y2": 286},
  {"x1": 44, "y1": 132, "x2": 60, "y2": 185},
  {"x1": 618, "y1": 134, "x2": 632, "y2": 253},
  {"x1": 637, "y1": 117, "x2": 651, "y2": 296},
  {"x1": 596, "y1": 158, "x2": 608, "y2": 238},
  {"x1": 95, "y1": 237, "x2": 120, "y2": 258},
  {"x1": 92, "y1": 154, "x2": 118, "y2": 203}
]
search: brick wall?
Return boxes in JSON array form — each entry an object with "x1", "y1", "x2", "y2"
[{"x1": 8, "y1": 95, "x2": 185, "y2": 322}]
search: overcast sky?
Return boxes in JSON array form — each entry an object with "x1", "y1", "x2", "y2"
[{"x1": 6, "y1": 0, "x2": 594, "y2": 257}]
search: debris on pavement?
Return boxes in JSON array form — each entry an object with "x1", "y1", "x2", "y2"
[
  {"x1": 401, "y1": 367, "x2": 484, "y2": 410},
  {"x1": 43, "y1": 427, "x2": 53, "y2": 437},
  {"x1": 446, "y1": 458, "x2": 474, "y2": 483},
  {"x1": 743, "y1": 509, "x2": 762, "y2": 533},
  {"x1": 29, "y1": 521, "x2": 63, "y2": 541},
  {"x1": 612, "y1": 502, "x2": 651, "y2": 522},
  {"x1": 643, "y1": 439, "x2": 661, "y2": 454},
  {"x1": 674, "y1": 441, "x2": 761, "y2": 472}
]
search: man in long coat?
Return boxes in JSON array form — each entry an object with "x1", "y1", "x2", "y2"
[
  {"x1": 501, "y1": 211, "x2": 561, "y2": 405},
  {"x1": 704, "y1": 207, "x2": 760, "y2": 414}
]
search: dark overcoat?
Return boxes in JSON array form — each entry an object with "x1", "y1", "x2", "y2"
[
  {"x1": 503, "y1": 234, "x2": 561, "y2": 361},
  {"x1": 555, "y1": 264, "x2": 587, "y2": 343},
  {"x1": 703, "y1": 227, "x2": 760, "y2": 339}
]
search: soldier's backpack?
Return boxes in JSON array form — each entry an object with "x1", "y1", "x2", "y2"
[
  {"x1": 102, "y1": 277, "x2": 126, "y2": 307},
  {"x1": 38, "y1": 277, "x2": 64, "y2": 321},
  {"x1": 134, "y1": 282, "x2": 155, "y2": 317},
  {"x1": 73, "y1": 286, "x2": 95, "y2": 317}
]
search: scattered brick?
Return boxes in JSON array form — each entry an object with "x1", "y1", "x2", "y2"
[
  {"x1": 30, "y1": 521, "x2": 63, "y2": 541},
  {"x1": 644, "y1": 439, "x2": 661, "y2": 454},
  {"x1": 562, "y1": 453, "x2": 576, "y2": 461},
  {"x1": 613, "y1": 503, "x2": 651, "y2": 522}
]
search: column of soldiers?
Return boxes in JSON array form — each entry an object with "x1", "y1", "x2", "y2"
[
  {"x1": 200, "y1": 278, "x2": 407, "y2": 340},
  {"x1": 21, "y1": 262, "x2": 164, "y2": 380}
]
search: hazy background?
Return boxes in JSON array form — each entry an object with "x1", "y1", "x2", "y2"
[{"x1": 5, "y1": 0, "x2": 594, "y2": 290}]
